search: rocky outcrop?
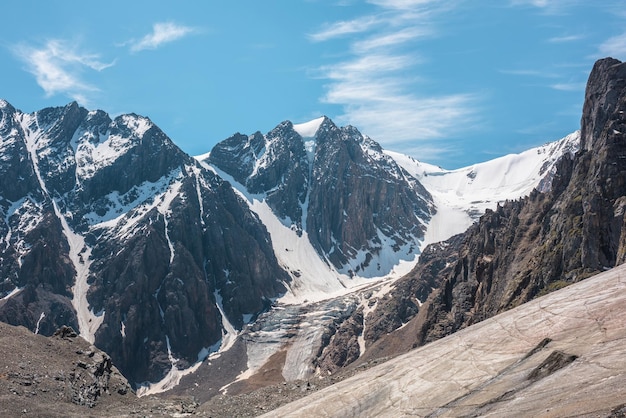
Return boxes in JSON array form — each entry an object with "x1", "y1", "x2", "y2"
[
  {"x1": 307, "y1": 122, "x2": 432, "y2": 274},
  {"x1": 210, "y1": 123, "x2": 309, "y2": 226},
  {"x1": 0, "y1": 322, "x2": 133, "y2": 416},
  {"x1": 316, "y1": 307, "x2": 364, "y2": 374},
  {"x1": 0, "y1": 322, "x2": 203, "y2": 417},
  {"x1": 89, "y1": 171, "x2": 288, "y2": 382},
  {"x1": 50, "y1": 326, "x2": 130, "y2": 407}
]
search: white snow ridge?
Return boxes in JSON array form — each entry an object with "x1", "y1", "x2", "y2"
[
  {"x1": 388, "y1": 130, "x2": 580, "y2": 247},
  {"x1": 293, "y1": 116, "x2": 325, "y2": 138}
]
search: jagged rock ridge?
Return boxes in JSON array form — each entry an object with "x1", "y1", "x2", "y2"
[
  {"x1": 208, "y1": 116, "x2": 434, "y2": 277},
  {"x1": 0, "y1": 100, "x2": 289, "y2": 384}
]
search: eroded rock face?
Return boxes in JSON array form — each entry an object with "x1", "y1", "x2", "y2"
[
  {"x1": 0, "y1": 101, "x2": 289, "y2": 384},
  {"x1": 316, "y1": 307, "x2": 364, "y2": 374},
  {"x1": 307, "y1": 122, "x2": 432, "y2": 274},
  {"x1": 581, "y1": 57, "x2": 626, "y2": 152},
  {"x1": 413, "y1": 57, "x2": 625, "y2": 342}
]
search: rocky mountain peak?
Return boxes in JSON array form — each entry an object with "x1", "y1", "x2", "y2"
[
  {"x1": 209, "y1": 116, "x2": 433, "y2": 277},
  {"x1": 0, "y1": 100, "x2": 290, "y2": 386},
  {"x1": 581, "y1": 57, "x2": 626, "y2": 151}
]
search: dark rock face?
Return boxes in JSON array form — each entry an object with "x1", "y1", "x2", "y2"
[
  {"x1": 409, "y1": 57, "x2": 626, "y2": 343},
  {"x1": 316, "y1": 307, "x2": 363, "y2": 374},
  {"x1": 307, "y1": 122, "x2": 432, "y2": 274},
  {"x1": 0, "y1": 101, "x2": 289, "y2": 384},
  {"x1": 527, "y1": 350, "x2": 578, "y2": 383},
  {"x1": 211, "y1": 123, "x2": 309, "y2": 227},
  {"x1": 581, "y1": 57, "x2": 626, "y2": 152},
  {"x1": 209, "y1": 117, "x2": 433, "y2": 275},
  {"x1": 319, "y1": 57, "x2": 626, "y2": 372}
]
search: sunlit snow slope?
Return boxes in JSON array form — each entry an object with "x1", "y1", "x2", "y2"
[{"x1": 387, "y1": 130, "x2": 580, "y2": 247}]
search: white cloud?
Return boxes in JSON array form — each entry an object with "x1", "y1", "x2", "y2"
[
  {"x1": 320, "y1": 54, "x2": 417, "y2": 79},
  {"x1": 308, "y1": 15, "x2": 382, "y2": 42},
  {"x1": 13, "y1": 39, "x2": 114, "y2": 104},
  {"x1": 511, "y1": 0, "x2": 548, "y2": 6},
  {"x1": 310, "y1": 0, "x2": 480, "y2": 154},
  {"x1": 330, "y1": 93, "x2": 479, "y2": 144},
  {"x1": 598, "y1": 33, "x2": 626, "y2": 60},
  {"x1": 353, "y1": 26, "x2": 432, "y2": 53},
  {"x1": 550, "y1": 82, "x2": 586, "y2": 91},
  {"x1": 130, "y1": 22, "x2": 195, "y2": 52},
  {"x1": 367, "y1": 0, "x2": 440, "y2": 10},
  {"x1": 509, "y1": 0, "x2": 582, "y2": 14},
  {"x1": 548, "y1": 34, "x2": 584, "y2": 43}
]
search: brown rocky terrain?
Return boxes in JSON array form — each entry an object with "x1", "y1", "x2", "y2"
[{"x1": 0, "y1": 322, "x2": 201, "y2": 417}]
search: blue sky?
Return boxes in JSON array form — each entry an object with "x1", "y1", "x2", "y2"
[{"x1": 1, "y1": 1, "x2": 625, "y2": 168}]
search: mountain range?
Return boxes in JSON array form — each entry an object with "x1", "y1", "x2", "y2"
[{"x1": 0, "y1": 57, "x2": 624, "y2": 416}]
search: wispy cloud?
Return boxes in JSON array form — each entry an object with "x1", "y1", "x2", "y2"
[
  {"x1": 548, "y1": 34, "x2": 584, "y2": 43},
  {"x1": 130, "y1": 22, "x2": 196, "y2": 52},
  {"x1": 510, "y1": 0, "x2": 549, "y2": 7},
  {"x1": 509, "y1": 0, "x2": 581, "y2": 14},
  {"x1": 598, "y1": 32, "x2": 626, "y2": 59},
  {"x1": 308, "y1": 15, "x2": 382, "y2": 42},
  {"x1": 499, "y1": 68, "x2": 559, "y2": 78},
  {"x1": 309, "y1": 0, "x2": 480, "y2": 154},
  {"x1": 368, "y1": 0, "x2": 443, "y2": 10},
  {"x1": 550, "y1": 82, "x2": 586, "y2": 91},
  {"x1": 13, "y1": 39, "x2": 114, "y2": 104},
  {"x1": 353, "y1": 26, "x2": 432, "y2": 53},
  {"x1": 500, "y1": 68, "x2": 586, "y2": 92}
]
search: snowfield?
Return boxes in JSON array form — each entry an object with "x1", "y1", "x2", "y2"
[{"x1": 388, "y1": 130, "x2": 580, "y2": 247}]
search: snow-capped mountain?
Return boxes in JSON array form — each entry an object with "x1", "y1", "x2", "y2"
[
  {"x1": 1, "y1": 57, "x2": 624, "y2": 416},
  {"x1": 0, "y1": 100, "x2": 289, "y2": 387},
  {"x1": 203, "y1": 115, "x2": 579, "y2": 303},
  {"x1": 315, "y1": 57, "x2": 626, "y2": 380},
  {"x1": 0, "y1": 98, "x2": 578, "y2": 393},
  {"x1": 388, "y1": 130, "x2": 580, "y2": 246},
  {"x1": 206, "y1": 116, "x2": 433, "y2": 280}
]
